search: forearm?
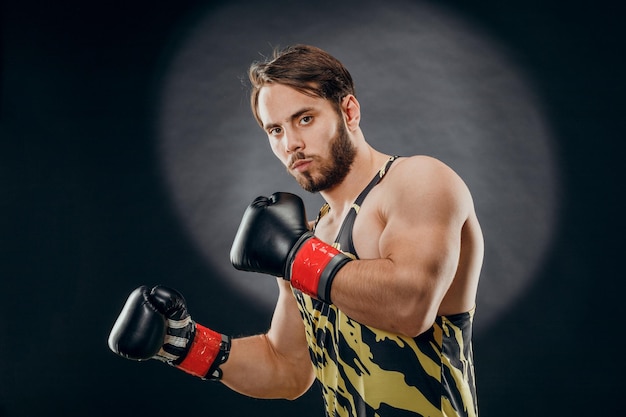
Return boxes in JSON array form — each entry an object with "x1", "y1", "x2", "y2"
[
  {"x1": 329, "y1": 259, "x2": 445, "y2": 337},
  {"x1": 220, "y1": 334, "x2": 315, "y2": 400}
]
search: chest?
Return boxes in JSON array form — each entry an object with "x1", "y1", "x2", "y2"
[{"x1": 314, "y1": 194, "x2": 385, "y2": 259}]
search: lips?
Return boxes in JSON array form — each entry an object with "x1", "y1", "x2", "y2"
[
  {"x1": 289, "y1": 155, "x2": 313, "y2": 172},
  {"x1": 291, "y1": 159, "x2": 310, "y2": 170}
]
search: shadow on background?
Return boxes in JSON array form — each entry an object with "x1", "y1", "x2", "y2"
[{"x1": 1, "y1": 0, "x2": 624, "y2": 416}]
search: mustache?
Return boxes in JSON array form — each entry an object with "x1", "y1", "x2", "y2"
[{"x1": 287, "y1": 152, "x2": 308, "y2": 169}]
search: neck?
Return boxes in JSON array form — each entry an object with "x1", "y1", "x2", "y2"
[{"x1": 320, "y1": 144, "x2": 390, "y2": 213}]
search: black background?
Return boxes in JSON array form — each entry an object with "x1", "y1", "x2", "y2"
[{"x1": 1, "y1": 0, "x2": 624, "y2": 416}]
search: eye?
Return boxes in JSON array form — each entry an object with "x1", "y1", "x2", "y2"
[
  {"x1": 268, "y1": 126, "x2": 282, "y2": 136},
  {"x1": 300, "y1": 115, "x2": 313, "y2": 125}
]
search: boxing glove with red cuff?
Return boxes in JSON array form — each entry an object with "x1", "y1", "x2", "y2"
[
  {"x1": 108, "y1": 285, "x2": 230, "y2": 380},
  {"x1": 230, "y1": 192, "x2": 351, "y2": 303}
]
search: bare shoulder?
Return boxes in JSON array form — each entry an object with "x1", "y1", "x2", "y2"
[
  {"x1": 390, "y1": 155, "x2": 461, "y2": 182},
  {"x1": 388, "y1": 155, "x2": 469, "y2": 193},
  {"x1": 381, "y1": 155, "x2": 474, "y2": 220}
]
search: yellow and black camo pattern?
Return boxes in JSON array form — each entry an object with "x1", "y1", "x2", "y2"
[{"x1": 293, "y1": 291, "x2": 478, "y2": 417}]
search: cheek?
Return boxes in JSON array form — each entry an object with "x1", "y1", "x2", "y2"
[{"x1": 269, "y1": 139, "x2": 287, "y2": 163}]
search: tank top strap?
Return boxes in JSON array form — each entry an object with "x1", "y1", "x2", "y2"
[
  {"x1": 314, "y1": 156, "x2": 399, "y2": 257},
  {"x1": 353, "y1": 155, "x2": 399, "y2": 207}
]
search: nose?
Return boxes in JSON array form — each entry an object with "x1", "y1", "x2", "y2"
[{"x1": 284, "y1": 129, "x2": 304, "y2": 153}]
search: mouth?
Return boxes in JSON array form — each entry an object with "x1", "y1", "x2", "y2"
[{"x1": 290, "y1": 158, "x2": 312, "y2": 172}]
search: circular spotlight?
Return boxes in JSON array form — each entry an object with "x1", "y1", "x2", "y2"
[{"x1": 156, "y1": 0, "x2": 560, "y2": 337}]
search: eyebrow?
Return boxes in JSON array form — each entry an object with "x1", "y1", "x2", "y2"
[{"x1": 263, "y1": 107, "x2": 315, "y2": 131}]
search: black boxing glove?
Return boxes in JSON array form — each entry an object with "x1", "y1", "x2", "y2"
[
  {"x1": 230, "y1": 192, "x2": 350, "y2": 303},
  {"x1": 107, "y1": 285, "x2": 230, "y2": 380}
]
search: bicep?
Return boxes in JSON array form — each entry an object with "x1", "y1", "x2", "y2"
[
  {"x1": 378, "y1": 159, "x2": 470, "y2": 302},
  {"x1": 221, "y1": 279, "x2": 313, "y2": 399},
  {"x1": 266, "y1": 280, "x2": 314, "y2": 383},
  {"x1": 267, "y1": 279, "x2": 309, "y2": 355}
]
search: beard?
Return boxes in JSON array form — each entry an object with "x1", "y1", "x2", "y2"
[{"x1": 288, "y1": 120, "x2": 357, "y2": 193}]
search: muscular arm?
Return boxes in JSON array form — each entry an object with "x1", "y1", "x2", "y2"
[
  {"x1": 220, "y1": 279, "x2": 314, "y2": 400},
  {"x1": 329, "y1": 156, "x2": 479, "y2": 337}
]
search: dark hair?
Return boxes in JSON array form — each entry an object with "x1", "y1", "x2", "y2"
[{"x1": 248, "y1": 44, "x2": 356, "y2": 126}]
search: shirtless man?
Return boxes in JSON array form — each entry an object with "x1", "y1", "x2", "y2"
[{"x1": 109, "y1": 44, "x2": 483, "y2": 417}]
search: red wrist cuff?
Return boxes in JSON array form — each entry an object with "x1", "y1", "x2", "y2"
[
  {"x1": 176, "y1": 324, "x2": 222, "y2": 378},
  {"x1": 290, "y1": 237, "x2": 349, "y2": 302}
]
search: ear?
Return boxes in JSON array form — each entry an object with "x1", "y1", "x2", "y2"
[{"x1": 341, "y1": 94, "x2": 361, "y2": 131}]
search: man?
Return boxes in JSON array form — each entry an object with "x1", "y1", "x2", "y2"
[{"x1": 109, "y1": 44, "x2": 483, "y2": 417}]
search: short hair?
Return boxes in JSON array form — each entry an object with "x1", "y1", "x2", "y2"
[{"x1": 248, "y1": 44, "x2": 356, "y2": 126}]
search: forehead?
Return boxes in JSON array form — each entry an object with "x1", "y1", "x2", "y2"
[{"x1": 257, "y1": 83, "x2": 331, "y2": 125}]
